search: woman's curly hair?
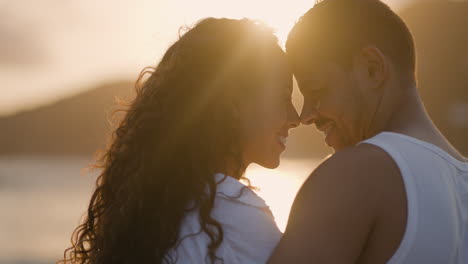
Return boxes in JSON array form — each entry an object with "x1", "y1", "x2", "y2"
[{"x1": 60, "y1": 18, "x2": 280, "y2": 264}]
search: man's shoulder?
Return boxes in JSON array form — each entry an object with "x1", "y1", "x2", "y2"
[
  {"x1": 316, "y1": 143, "x2": 398, "y2": 179},
  {"x1": 273, "y1": 143, "x2": 405, "y2": 263},
  {"x1": 298, "y1": 143, "x2": 401, "y2": 204}
]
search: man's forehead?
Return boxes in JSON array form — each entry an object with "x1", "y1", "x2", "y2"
[
  {"x1": 288, "y1": 50, "x2": 322, "y2": 70},
  {"x1": 290, "y1": 53, "x2": 340, "y2": 81},
  {"x1": 291, "y1": 59, "x2": 322, "y2": 81}
]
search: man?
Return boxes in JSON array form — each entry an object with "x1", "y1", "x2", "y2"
[{"x1": 269, "y1": 0, "x2": 468, "y2": 263}]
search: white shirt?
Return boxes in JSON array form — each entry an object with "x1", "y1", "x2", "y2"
[
  {"x1": 166, "y1": 173, "x2": 282, "y2": 263},
  {"x1": 362, "y1": 132, "x2": 468, "y2": 264}
]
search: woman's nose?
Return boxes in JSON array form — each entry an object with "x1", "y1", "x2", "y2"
[{"x1": 287, "y1": 105, "x2": 300, "y2": 129}]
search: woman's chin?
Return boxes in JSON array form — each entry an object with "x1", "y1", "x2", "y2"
[{"x1": 255, "y1": 157, "x2": 280, "y2": 169}]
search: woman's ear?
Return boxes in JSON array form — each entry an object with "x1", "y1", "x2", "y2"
[{"x1": 354, "y1": 45, "x2": 389, "y2": 90}]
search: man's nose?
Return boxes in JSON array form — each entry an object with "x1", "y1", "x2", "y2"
[{"x1": 300, "y1": 102, "x2": 319, "y2": 125}]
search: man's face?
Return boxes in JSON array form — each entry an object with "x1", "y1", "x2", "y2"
[{"x1": 291, "y1": 55, "x2": 374, "y2": 151}]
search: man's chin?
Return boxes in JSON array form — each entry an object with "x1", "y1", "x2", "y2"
[
  {"x1": 325, "y1": 132, "x2": 345, "y2": 152},
  {"x1": 331, "y1": 145, "x2": 346, "y2": 152},
  {"x1": 330, "y1": 138, "x2": 360, "y2": 152},
  {"x1": 327, "y1": 138, "x2": 350, "y2": 152}
]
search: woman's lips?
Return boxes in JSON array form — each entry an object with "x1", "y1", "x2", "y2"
[
  {"x1": 278, "y1": 135, "x2": 287, "y2": 145},
  {"x1": 277, "y1": 135, "x2": 287, "y2": 148}
]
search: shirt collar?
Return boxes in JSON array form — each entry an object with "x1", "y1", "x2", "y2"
[{"x1": 214, "y1": 173, "x2": 269, "y2": 209}]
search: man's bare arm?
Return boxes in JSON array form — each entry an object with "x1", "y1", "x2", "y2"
[{"x1": 268, "y1": 144, "x2": 397, "y2": 263}]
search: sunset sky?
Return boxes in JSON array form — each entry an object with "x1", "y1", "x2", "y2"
[{"x1": 2, "y1": 0, "x2": 414, "y2": 116}]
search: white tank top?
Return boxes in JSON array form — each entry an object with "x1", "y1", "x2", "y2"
[{"x1": 362, "y1": 132, "x2": 468, "y2": 264}]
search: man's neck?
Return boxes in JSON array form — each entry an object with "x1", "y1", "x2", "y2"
[
  {"x1": 384, "y1": 88, "x2": 432, "y2": 135},
  {"x1": 382, "y1": 88, "x2": 465, "y2": 160}
]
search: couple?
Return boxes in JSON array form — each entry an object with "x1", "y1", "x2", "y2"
[{"x1": 63, "y1": 0, "x2": 468, "y2": 263}]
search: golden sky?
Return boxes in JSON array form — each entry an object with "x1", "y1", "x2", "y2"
[{"x1": 1, "y1": 0, "x2": 412, "y2": 116}]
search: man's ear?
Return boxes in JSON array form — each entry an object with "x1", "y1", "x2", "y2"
[{"x1": 354, "y1": 46, "x2": 389, "y2": 90}]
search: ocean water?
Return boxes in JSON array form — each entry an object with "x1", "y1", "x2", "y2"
[{"x1": 0, "y1": 156, "x2": 319, "y2": 264}]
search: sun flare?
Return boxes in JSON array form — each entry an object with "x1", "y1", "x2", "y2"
[{"x1": 174, "y1": 0, "x2": 315, "y2": 46}]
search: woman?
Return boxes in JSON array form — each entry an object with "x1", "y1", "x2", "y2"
[{"x1": 61, "y1": 18, "x2": 299, "y2": 264}]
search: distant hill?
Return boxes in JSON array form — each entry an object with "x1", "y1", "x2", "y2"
[{"x1": 0, "y1": 81, "x2": 136, "y2": 156}]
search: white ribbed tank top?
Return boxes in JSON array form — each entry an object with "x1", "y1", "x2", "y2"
[{"x1": 362, "y1": 132, "x2": 468, "y2": 264}]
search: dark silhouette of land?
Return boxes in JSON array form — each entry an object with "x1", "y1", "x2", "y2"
[
  {"x1": 0, "y1": 81, "x2": 135, "y2": 156},
  {"x1": 0, "y1": 0, "x2": 467, "y2": 157}
]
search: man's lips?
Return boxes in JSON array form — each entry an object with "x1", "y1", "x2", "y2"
[{"x1": 317, "y1": 122, "x2": 335, "y2": 137}]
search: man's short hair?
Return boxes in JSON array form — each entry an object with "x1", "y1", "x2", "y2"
[{"x1": 287, "y1": 0, "x2": 416, "y2": 80}]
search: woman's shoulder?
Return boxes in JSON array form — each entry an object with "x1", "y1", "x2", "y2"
[
  {"x1": 214, "y1": 173, "x2": 269, "y2": 209},
  {"x1": 212, "y1": 174, "x2": 282, "y2": 261},
  {"x1": 171, "y1": 174, "x2": 281, "y2": 263}
]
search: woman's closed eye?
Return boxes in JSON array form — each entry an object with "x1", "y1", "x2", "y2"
[
  {"x1": 284, "y1": 94, "x2": 293, "y2": 103},
  {"x1": 280, "y1": 94, "x2": 294, "y2": 108}
]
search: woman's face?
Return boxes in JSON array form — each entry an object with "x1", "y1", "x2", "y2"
[{"x1": 239, "y1": 52, "x2": 300, "y2": 169}]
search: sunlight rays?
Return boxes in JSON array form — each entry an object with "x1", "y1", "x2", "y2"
[
  {"x1": 161, "y1": 0, "x2": 314, "y2": 47},
  {"x1": 161, "y1": 0, "x2": 318, "y2": 230}
]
